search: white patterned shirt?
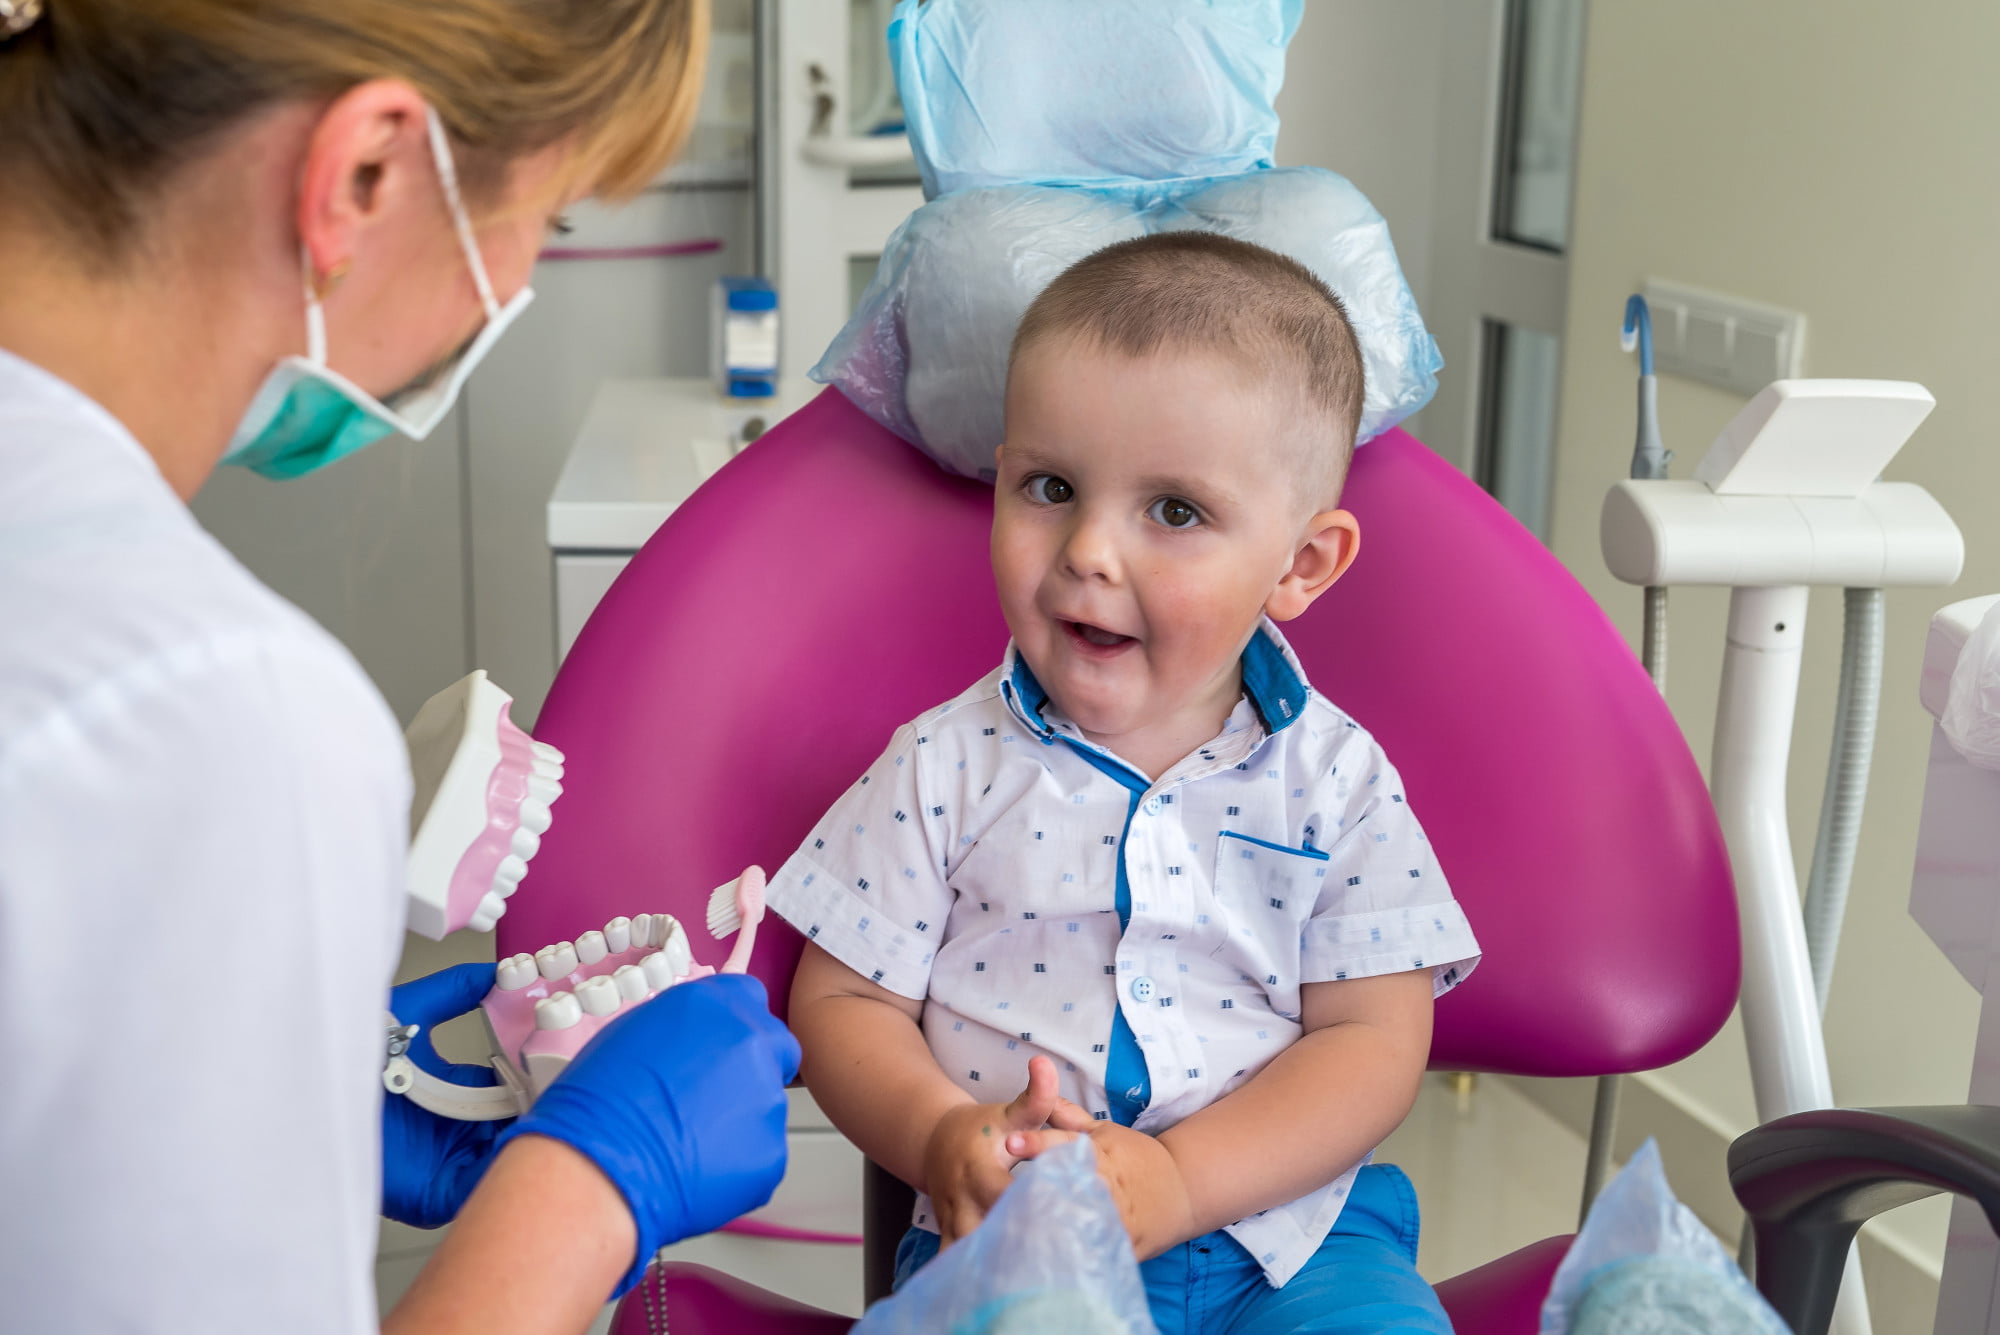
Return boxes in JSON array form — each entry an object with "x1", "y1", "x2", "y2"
[{"x1": 767, "y1": 619, "x2": 1480, "y2": 1286}]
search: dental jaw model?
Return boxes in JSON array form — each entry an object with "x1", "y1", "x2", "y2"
[
  {"x1": 383, "y1": 868, "x2": 768, "y2": 1121},
  {"x1": 404, "y1": 671, "x2": 564, "y2": 938}
]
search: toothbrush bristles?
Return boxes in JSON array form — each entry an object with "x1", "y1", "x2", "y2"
[{"x1": 707, "y1": 877, "x2": 743, "y2": 939}]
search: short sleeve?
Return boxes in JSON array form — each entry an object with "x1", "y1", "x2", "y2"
[
  {"x1": 1298, "y1": 742, "x2": 1480, "y2": 996},
  {"x1": 765, "y1": 723, "x2": 954, "y2": 1000}
]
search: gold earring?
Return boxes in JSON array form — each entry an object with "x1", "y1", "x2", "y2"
[{"x1": 310, "y1": 259, "x2": 352, "y2": 301}]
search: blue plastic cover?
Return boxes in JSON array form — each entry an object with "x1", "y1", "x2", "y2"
[
  {"x1": 1539, "y1": 1142, "x2": 1790, "y2": 1335},
  {"x1": 816, "y1": 0, "x2": 1440, "y2": 483},
  {"x1": 890, "y1": 0, "x2": 1302, "y2": 201},
  {"x1": 851, "y1": 1138, "x2": 1157, "y2": 1335}
]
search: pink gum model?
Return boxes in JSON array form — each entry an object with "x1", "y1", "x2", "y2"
[{"x1": 405, "y1": 671, "x2": 564, "y2": 939}]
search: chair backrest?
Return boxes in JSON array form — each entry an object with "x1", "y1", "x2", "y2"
[{"x1": 500, "y1": 389, "x2": 1738, "y2": 1076}]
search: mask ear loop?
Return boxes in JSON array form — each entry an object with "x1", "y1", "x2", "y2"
[
  {"x1": 299, "y1": 245, "x2": 330, "y2": 365},
  {"x1": 424, "y1": 107, "x2": 504, "y2": 321}
]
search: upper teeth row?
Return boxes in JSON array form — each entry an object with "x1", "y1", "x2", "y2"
[{"x1": 495, "y1": 912, "x2": 693, "y2": 991}]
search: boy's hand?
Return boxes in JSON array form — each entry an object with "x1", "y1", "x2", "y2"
[
  {"x1": 1007, "y1": 1105, "x2": 1199, "y2": 1260},
  {"x1": 923, "y1": 1055, "x2": 1064, "y2": 1245}
]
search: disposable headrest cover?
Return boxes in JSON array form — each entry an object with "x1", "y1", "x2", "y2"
[
  {"x1": 817, "y1": 169, "x2": 1442, "y2": 482},
  {"x1": 891, "y1": 0, "x2": 1303, "y2": 200}
]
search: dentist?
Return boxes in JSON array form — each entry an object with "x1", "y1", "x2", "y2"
[{"x1": 0, "y1": 2, "x2": 797, "y2": 1332}]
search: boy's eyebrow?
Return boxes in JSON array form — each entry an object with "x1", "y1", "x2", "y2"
[{"x1": 1134, "y1": 472, "x2": 1240, "y2": 509}]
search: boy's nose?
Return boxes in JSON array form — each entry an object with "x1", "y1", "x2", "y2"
[{"x1": 1058, "y1": 513, "x2": 1122, "y2": 584}]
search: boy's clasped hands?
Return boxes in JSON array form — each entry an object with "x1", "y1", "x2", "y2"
[{"x1": 926, "y1": 1054, "x2": 1195, "y2": 1259}]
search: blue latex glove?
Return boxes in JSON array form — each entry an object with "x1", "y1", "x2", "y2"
[
  {"x1": 497, "y1": 972, "x2": 801, "y2": 1298},
  {"x1": 382, "y1": 962, "x2": 510, "y2": 1229}
]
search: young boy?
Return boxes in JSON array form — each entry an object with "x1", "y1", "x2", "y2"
[{"x1": 766, "y1": 232, "x2": 1480, "y2": 1334}]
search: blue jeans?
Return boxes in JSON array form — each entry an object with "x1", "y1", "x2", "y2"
[{"x1": 894, "y1": 1162, "x2": 1451, "y2": 1334}]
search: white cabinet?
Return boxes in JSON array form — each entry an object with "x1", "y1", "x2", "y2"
[{"x1": 547, "y1": 376, "x2": 818, "y2": 660}]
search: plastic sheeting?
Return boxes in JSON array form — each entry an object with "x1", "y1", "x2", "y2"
[
  {"x1": 889, "y1": 0, "x2": 1300, "y2": 200},
  {"x1": 814, "y1": 0, "x2": 1439, "y2": 483},
  {"x1": 1943, "y1": 599, "x2": 2000, "y2": 770},
  {"x1": 852, "y1": 1138, "x2": 1157, "y2": 1335},
  {"x1": 1539, "y1": 1142, "x2": 1788, "y2": 1335},
  {"x1": 818, "y1": 169, "x2": 1439, "y2": 482}
]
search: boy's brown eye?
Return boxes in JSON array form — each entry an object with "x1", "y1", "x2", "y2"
[
  {"x1": 1032, "y1": 475, "x2": 1073, "y2": 504},
  {"x1": 1151, "y1": 497, "x2": 1199, "y2": 528}
]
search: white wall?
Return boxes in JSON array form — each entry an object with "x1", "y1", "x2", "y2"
[
  {"x1": 1544, "y1": 0, "x2": 2000, "y2": 1289},
  {"x1": 1275, "y1": 0, "x2": 1447, "y2": 316}
]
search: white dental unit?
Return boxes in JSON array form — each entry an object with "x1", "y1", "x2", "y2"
[{"x1": 1602, "y1": 378, "x2": 1966, "y2": 1335}]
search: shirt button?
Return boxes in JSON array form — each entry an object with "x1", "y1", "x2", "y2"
[
  {"x1": 1130, "y1": 975, "x2": 1155, "y2": 1002},
  {"x1": 1144, "y1": 797, "x2": 1162, "y2": 816}
]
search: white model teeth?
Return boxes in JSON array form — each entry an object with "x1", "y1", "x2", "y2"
[
  {"x1": 604, "y1": 916, "x2": 632, "y2": 953},
  {"x1": 517, "y1": 797, "x2": 553, "y2": 836},
  {"x1": 535, "y1": 991, "x2": 582, "y2": 1030},
  {"x1": 531, "y1": 751, "x2": 564, "y2": 782},
  {"x1": 532, "y1": 741, "x2": 564, "y2": 766},
  {"x1": 468, "y1": 890, "x2": 507, "y2": 932},
  {"x1": 492, "y1": 855, "x2": 528, "y2": 898},
  {"x1": 575, "y1": 975, "x2": 620, "y2": 1017},
  {"x1": 536, "y1": 941, "x2": 579, "y2": 980},
  {"x1": 630, "y1": 913, "x2": 654, "y2": 947},
  {"x1": 575, "y1": 930, "x2": 608, "y2": 966},
  {"x1": 510, "y1": 826, "x2": 541, "y2": 862},
  {"x1": 526, "y1": 774, "x2": 562, "y2": 806},
  {"x1": 497, "y1": 953, "x2": 538, "y2": 990},
  {"x1": 641, "y1": 950, "x2": 679, "y2": 992},
  {"x1": 656, "y1": 915, "x2": 693, "y2": 978},
  {"x1": 613, "y1": 963, "x2": 650, "y2": 1003}
]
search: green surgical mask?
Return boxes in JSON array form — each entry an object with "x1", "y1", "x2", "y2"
[{"x1": 223, "y1": 106, "x2": 534, "y2": 480}]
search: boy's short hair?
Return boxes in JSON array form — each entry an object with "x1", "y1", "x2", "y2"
[{"x1": 1008, "y1": 231, "x2": 1367, "y2": 500}]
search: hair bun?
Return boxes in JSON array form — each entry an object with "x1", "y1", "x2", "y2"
[{"x1": 1, "y1": 0, "x2": 44, "y2": 39}]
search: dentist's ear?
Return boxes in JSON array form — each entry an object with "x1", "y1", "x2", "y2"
[
  {"x1": 1265, "y1": 509, "x2": 1360, "y2": 622},
  {"x1": 296, "y1": 79, "x2": 435, "y2": 292}
]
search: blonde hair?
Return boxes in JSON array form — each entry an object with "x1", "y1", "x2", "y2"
[{"x1": 0, "y1": 0, "x2": 707, "y2": 258}]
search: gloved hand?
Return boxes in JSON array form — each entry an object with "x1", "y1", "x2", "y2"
[
  {"x1": 497, "y1": 972, "x2": 801, "y2": 1297},
  {"x1": 382, "y1": 962, "x2": 510, "y2": 1229}
]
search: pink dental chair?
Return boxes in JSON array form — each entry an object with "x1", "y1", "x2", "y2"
[{"x1": 497, "y1": 388, "x2": 1740, "y2": 1333}]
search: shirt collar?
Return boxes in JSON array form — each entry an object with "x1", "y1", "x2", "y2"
[{"x1": 998, "y1": 617, "x2": 1313, "y2": 741}]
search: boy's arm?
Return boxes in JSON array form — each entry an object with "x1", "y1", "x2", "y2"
[
  {"x1": 789, "y1": 940, "x2": 968, "y2": 1191},
  {"x1": 1158, "y1": 969, "x2": 1433, "y2": 1240},
  {"x1": 792, "y1": 940, "x2": 1065, "y2": 1245},
  {"x1": 1011, "y1": 969, "x2": 1434, "y2": 1258}
]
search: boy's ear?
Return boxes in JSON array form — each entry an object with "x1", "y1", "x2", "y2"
[{"x1": 1266, "y1": 509, "x2": 1360, "y2": 622}]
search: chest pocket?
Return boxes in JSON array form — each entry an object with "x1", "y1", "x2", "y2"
[{"x1": 1210, "y1": 831, "x2": 1329, "y2": 1002}]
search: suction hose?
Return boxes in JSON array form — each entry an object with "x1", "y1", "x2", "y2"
[{"x1": 1801, "y1": 588, "x2": 1885, "y2": 1011}]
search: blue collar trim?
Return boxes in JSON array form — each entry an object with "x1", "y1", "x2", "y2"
[
  {"x1": 1240, "y1": 619, "x2": 1310, "y2": 736},
  {"x1": 999, "y1": 618, "x2": 1310, "y2": 744},
  {"x1": 1001, "y1": 651, "x2": 1055, "y2": 738}
]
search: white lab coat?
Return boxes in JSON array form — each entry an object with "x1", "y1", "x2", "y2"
[{"x1": 0, "y1": 349, "x2": 407, "y2": 1332}]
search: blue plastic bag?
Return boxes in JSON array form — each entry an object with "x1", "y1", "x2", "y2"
[
  {"x1": 1539, "y1": 1141, "x2": 1790, "y2": 1335},
  {"x1": 853, "y1": 1138, "x2": 1159, "y2": 1335},
  {"x1": 890, "y1": 0, "x2": 1301, "y2": 200},
  {"x1": 816, "y1": 0, "x2": 1440, "y2": 483}
]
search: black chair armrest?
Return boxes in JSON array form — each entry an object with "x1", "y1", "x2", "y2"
[
  {"x1": 863, "y1": 1159, "x2": 919, "y2": 1306},
  {"x1": 1729, "y1": 1105, "x2": 2000, "y2": 1335}
]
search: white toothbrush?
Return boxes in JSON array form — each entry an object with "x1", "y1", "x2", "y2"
[{"x1": 707, "y1": 865, "x2": 768, "y2": 975}]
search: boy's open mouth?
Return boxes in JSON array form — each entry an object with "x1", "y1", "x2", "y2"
[{"x1": 1061, "y1": 619, "x2": 1137, "y2": 655}]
